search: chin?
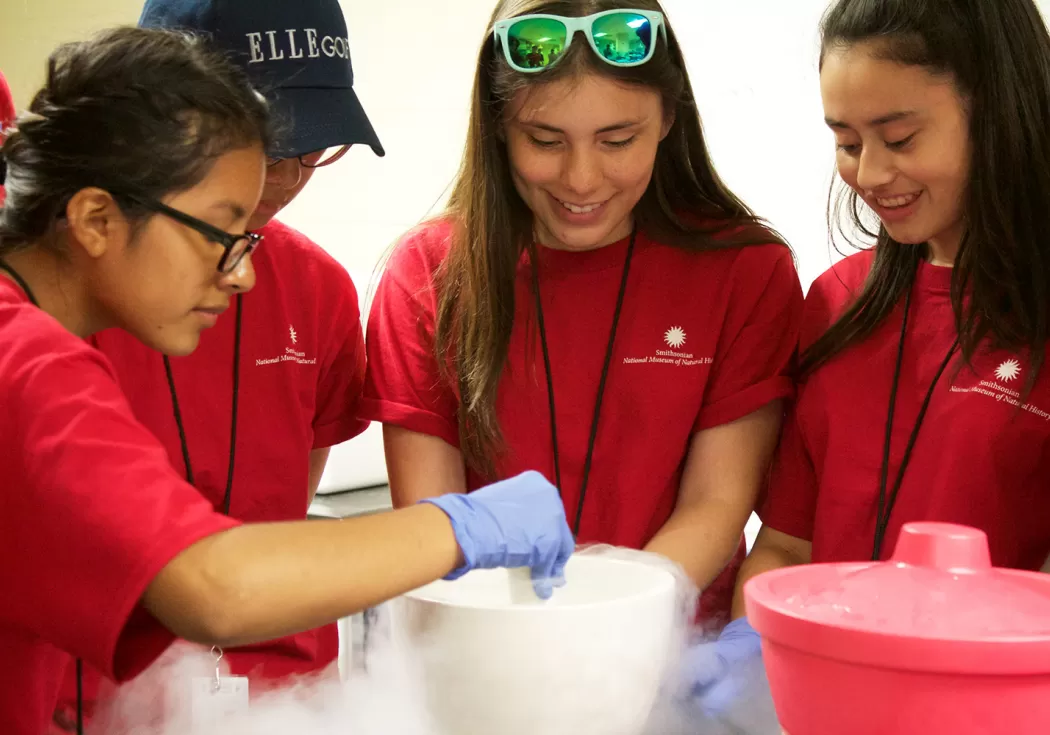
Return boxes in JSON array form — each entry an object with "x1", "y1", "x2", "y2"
[
  {"x1": 883, "y1": 230, "x2": 925, "y2": 246},
  {"x1": 563, "y1": 236, "x2": 612, "y2": 251},
  {"x1": 882, "y1": 225, "x2": 933, "y2": 246},
  {"x1": 149, "y1": 332, "x2": 201, "y2": 358},
  {"x1": 541, "y1": 215, "x2": 630, "y2": 252}
]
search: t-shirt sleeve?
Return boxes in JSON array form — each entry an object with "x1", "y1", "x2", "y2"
[
  {"x1": 359, "y1": 228, "x2": 461, "y2": 447},
  {"x1": 312, "y1": 270, "x2": 369, "y2": 448},
  {"x1": 0, "y1": 328, "x2": 239, "y2": 682},
  {"x1": 694, "y1": 244, "x2": 804, "y2": 431},
  {"x1": 757, "y1": 269, "x2": 852, "y2": 542},
  {"x1": 757, "y1": 402, "x2": 819, "y2": 541}
]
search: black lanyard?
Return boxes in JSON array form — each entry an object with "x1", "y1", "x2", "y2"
[
  {"x1": 530, "y1": 230, "x2": 636, "y2": 535},
  {"x1": 872, "y1": 280, "x2": 959, "y2": 560},
  {"x1": 0, "y1": 260, "x2": 35, "y2": 305},
  {"x1": 162, "y1": 292, "x2": 243, "y2": 516}
]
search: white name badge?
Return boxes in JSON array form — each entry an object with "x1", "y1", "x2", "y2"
[{"x1": 190, "y1": 676, "x2": 250, "y2": 726}]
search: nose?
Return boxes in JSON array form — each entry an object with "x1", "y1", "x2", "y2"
[
  {"x1": 563, "y1": 145, "x2": 602, "y2": 197},
  {"x1": 217, "y1": 252, "x2": 256, "y2": 295},
  {"x1": 265, "y1": 158, "x2": 303, "y2": 190},
  {"x1": 854, "y1": 144, "x2": 896, "y2": 192}
]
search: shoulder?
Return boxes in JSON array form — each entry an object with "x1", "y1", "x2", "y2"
[
  {"x1": 808, "y1": 249, "x2": 875, "y2": 303},
  {"x1": 0, "y1": 299, "x2": 119, "y2": 411},
  {"x1": 388, "y1": 217, "x2": 455, "y2": 270},
  {"x1": 643, "y1": 222, "x2": 799, "y2": 296},
  {"x1": 805, "y1": 249, "x2": 875, "y2": 318},
  {"x1": 0, "y1": 297, "x2": 105, "y2": 366},
  {"x1": 645, "y1": 219, "x2": 793, "y2": 266},
  {"x1": 801, "y1": 249, "x2": 876, "y2": 350},
  {"x1": 257, "y1": 219, "x2": 357, "y2": 292},
  {"x1": 380, "y1": 217, "x2": 457, "y2": 296},
  {"x1": 255, "y1": 219, "x2": 360, "y2": 313}
]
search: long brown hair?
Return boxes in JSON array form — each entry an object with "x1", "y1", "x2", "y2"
[
  {"x1": 801, "y1": 0, "x2": 1050, "y2": 388},
  {"x1": 436, "y1": 0, "x2": 785, "y2": 477}
]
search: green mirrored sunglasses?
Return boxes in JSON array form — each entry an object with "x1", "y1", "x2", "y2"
[{"x1": 492, "y1": 9, "x2": 667, "y2": 73}]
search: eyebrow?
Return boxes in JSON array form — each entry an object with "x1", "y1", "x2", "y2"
[
  {"x1": 212, "y1": 201, "x2": 248, "y2": 219},
  {"x1": 522, "y1": 120, "x2": 643, "y2": 134},
  {"x1": 825, "y1": 110, "x2": 917, "y2": 129}
]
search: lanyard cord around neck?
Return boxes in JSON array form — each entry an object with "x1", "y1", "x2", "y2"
[
  {"x1": 163, "y1": 293, "x2": 243, "y2": 516},
  {"x1": 872, "y1": 278, "x2": 960, "y2": 561},
  {"x1": 0, "y1": 259, "x2": 36, "y2": 305},
  {"x1": 530, "y1": 230, "x2": 636, "y2": 536}
]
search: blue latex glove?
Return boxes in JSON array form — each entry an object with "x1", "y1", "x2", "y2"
[
  {"x1": 420, "y1": 470, "x2": 575, "y2": 599},
  {"x1": 682, "y1": 617, "x2": 765, "y2": 717}
]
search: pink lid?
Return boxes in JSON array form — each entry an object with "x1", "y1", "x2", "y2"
[{"x1": 745, "y1": 523, "x2": 1050, "y2": 674}]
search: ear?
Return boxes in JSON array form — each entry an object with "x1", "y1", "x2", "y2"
[
  {"x1": 64, "y1": 188, "x2": 130, "y2": 260},
  {"x1": 659, "y1": 106, "x2": 676, "y2": 141}
]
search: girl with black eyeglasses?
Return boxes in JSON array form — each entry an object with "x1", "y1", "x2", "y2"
[
  {"x1": 60, "y1": 0, "x2": 389, "y2": 722},
  {"x1": 0, "y1": 26, "x2": 572, "y2": 735}
]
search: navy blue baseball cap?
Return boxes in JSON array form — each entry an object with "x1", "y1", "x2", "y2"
[{"x1": 139, "y1": 0, "x2": 384, "y2": 158}]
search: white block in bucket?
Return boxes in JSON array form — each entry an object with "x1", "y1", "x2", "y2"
[{"x1": 389, "y1": 551, "x2": 681, "y2": 735}]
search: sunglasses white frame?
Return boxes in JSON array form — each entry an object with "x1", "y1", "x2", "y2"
[{"x1": 492, "y1": 9, "x2": 668, "y2": 73}]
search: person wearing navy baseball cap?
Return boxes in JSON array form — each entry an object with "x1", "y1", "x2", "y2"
[
  {"x1": 138, "y1": 0, "x2": 383, "y2": 228},
  {"x1": 140, "y1": 0, "x2": 384, "y2": 161},
  {"x1": 53, "y1": 1, "x2": 387, "y2": 730}
]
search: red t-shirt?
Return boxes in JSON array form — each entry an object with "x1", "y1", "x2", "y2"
[
  {"x1": 762, "y1": 250, "x2": 1050, "y2": 567},
  {"x1": 361, "y1": 219, "x2": 803, "y2": 622},
  {"x1": 57, "y1": 220, "x2": 368, "y2": 723},
  {"x1": 0, "y1": 279, "x2": 239, "y2": 735}
]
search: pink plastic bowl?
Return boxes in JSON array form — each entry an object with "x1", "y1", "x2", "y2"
[{"x1": 744, "y1": 522, "x2": 1050, "y2": 735}]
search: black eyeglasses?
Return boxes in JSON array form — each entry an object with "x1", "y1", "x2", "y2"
[
  {"x1": 117, "y1": 193, "x2": 263, "y2": 274},
  {"x1": 266, "y1": 145, "x2": 351, "y2": 169}
]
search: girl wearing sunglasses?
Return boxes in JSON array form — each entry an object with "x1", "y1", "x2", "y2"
[
  {"x1": 363, "y1": 0, "x2": 804, "y2": 627},
  {"x1": 0, "y1": 26, "x2": 574, "y2": 735},
  {"x1": 686, "y1": 0, "x2": 1050, "y2": 726}
]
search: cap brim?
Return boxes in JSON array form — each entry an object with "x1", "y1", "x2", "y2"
[{"x1": 267, "y1": 86, "x2": 385, "y2": 158}]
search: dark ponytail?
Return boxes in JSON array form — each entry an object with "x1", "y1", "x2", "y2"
[{"x1": 0, "y1": 26, "x2": 272, "y2": 255}]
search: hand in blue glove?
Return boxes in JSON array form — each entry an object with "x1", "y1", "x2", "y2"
[
  {"x1": 681, "y1": 617, "x2": 765, "y2": 717},
  {"x1": 420, "y1": 471, "x2": 575, "y2": 599}
]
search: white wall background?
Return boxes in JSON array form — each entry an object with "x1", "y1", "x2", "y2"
[{"x1": 312, "y1": 0, "x2": 843, "y2": 491}]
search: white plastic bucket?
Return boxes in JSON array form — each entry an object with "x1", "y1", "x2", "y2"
[{"x1": 389, "y1": 552, "x2": 680, "y2": 735}]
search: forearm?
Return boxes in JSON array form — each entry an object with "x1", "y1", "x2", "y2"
[
  {"x1": 730, "y1": 529, "x2": 810, "y2": 619},
  {"x1": 144, "y1": 503, "x2": 460, "y2": 647},
  {"x1": 651, "y1": 403, "x2": 783, "y2": 591},
  {"x1": 644, "y1": 498, "x2": 747, "y2": 590}
]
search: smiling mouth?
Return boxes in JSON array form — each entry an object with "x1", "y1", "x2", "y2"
[
  {"x1": 553, "y1": 195, "x2": 608, "y2": 215},
  {"x1": 874, "y1": 192, "x2": 921, "y2": 208}
]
